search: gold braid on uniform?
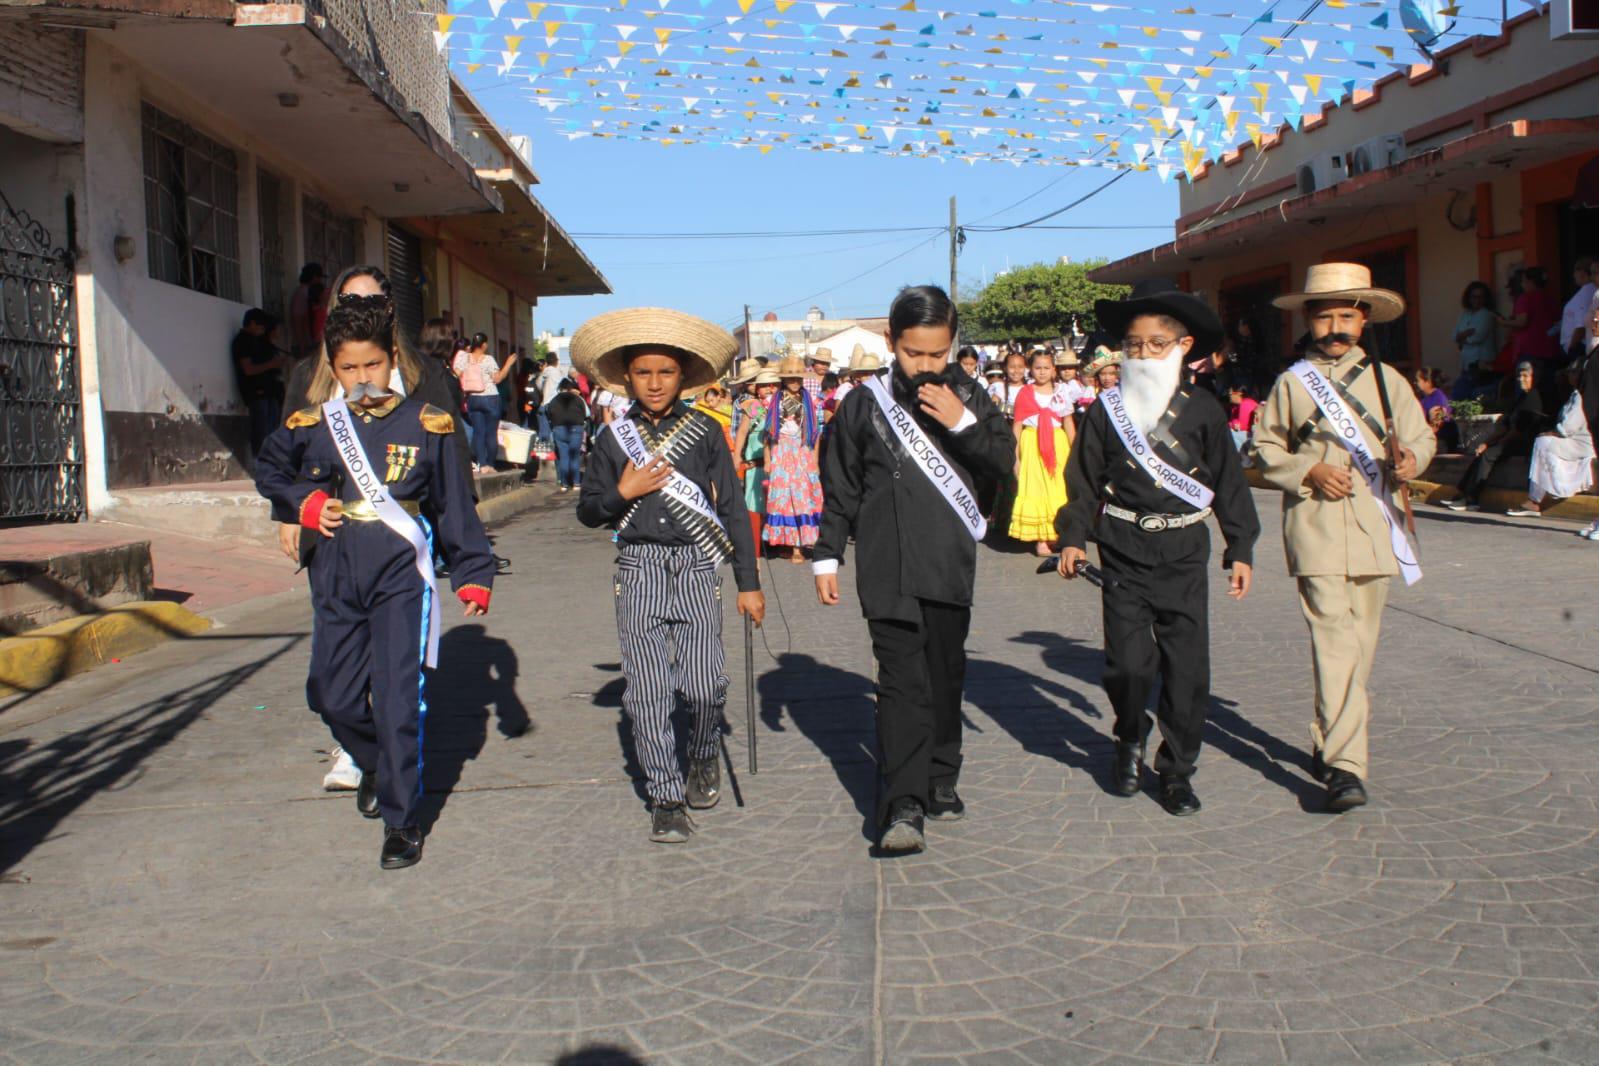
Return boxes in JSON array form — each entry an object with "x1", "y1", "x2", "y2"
[
  {"x1": 286, "y1": 407, "x2": 322, "y2": 429},
  {"x1": 419, "y1": 404, "x2": 456, "y2": 434}
]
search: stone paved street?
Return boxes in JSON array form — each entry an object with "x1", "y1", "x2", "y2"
[{"x1": 2, "y1": 488, "x2": 1597, "y2": 1065}]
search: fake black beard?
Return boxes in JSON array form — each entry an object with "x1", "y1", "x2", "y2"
[
  {"x1": 907, "y1": 370, "x2": 944, "y2": 390},
  {"x1": 1314, "y1": 332, "x2": 1360, "y2": 352}
]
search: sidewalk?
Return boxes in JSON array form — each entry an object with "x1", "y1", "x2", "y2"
[{"x1": 3, "y1": 492, "x2": 1597, "y2": 1063}]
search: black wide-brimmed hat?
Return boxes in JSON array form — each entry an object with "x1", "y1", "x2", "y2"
[{"x1": 1094, "y1": 278, "x2": 1225, "y2": 360}]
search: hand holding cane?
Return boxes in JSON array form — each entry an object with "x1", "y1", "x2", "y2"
[{"x1": 1367, "y1": 354, "x2": 1418, "y2": 537}]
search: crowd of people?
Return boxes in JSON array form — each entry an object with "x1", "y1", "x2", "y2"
[{"x1": 248, "y1": 248, "x2": 1598, "y2": 870}]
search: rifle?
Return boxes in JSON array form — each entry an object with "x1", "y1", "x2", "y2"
[
  {"x1": 744, "y1": 614, "x2": 758, "y2": 774},
  {"x1": 1037, "y1": 556, "x2": 1106, "y2": 586},
  {"x1": 1367, "y1": 354, "x2": 1417, "y2": 537}
]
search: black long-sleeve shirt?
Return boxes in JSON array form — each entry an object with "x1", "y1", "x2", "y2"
[
  {"x1": 816, "y1": 365, "x2": 1015, "y2": 621},
  {"x1": 1059, "y1": 386, "x2": 1259, "y2": 569},
  {"x1": 576, "y1": 401, "x2": 760, "y2": 593}
]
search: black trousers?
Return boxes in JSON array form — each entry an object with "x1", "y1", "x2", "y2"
[
  {"x1": 1457, "y1": 440, "x2": 1512, "y2": 501},
  {"x1": 1099, "y1": 542, "x2": 1210, "y2": 780},
  {"x1": 867, "y1": 600, "x2": 970, "y2": 824}
]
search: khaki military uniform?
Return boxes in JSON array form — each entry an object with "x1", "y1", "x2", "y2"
[{"x1": 1254, "y1": 346, "x2": 1435, "y2": 778}]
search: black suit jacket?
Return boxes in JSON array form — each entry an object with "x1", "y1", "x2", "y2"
[{"x1": 816, "y1": 366, "x2": 1015, "y2": 622}]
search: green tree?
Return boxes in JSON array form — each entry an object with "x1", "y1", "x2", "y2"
[{"x1": 961, "y1": 260, "x2": 1128, "y2": 344}]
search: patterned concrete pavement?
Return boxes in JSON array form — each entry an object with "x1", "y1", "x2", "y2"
[{"x1": 1, "y1": 488, "x2": 1597, "y2": 1065}]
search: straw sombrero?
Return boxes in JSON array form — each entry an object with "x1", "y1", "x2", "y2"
[
  {"x1": 569, "y1": 307, "x2": 737, "y2": 393},
  {"x1": 1082, "y1": 347, "x2": 1122, "y2": 377},
  {"x1": 1272, "y1": 263, "x2": 1405, "y2": 323},
  {"x1": 730, "y1": 361, "x2": 762, "y2": 386},
  {"x1": 809, "y1": 346, "x2": 834, "y2": 365},
  {"x1": 776, "y1": 354, "x2": 808, "y2": 379},
  {"x1": 751, "y1": 369, "x2": 781, "y2": 386},
  {"x1": 1054, "y1": 351, "x2": 1081, "y2": 368},
  {"x1": 847, "y1": 346, "x2": 886, "y2": 374}
]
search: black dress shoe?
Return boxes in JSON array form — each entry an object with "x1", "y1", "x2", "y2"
[
  {"x1": 356, "y1": 771, "x2": 380, "y2": 819},
  {"x1": 1325, "y1": 769, "x2": 1368, "y2": 813},
  {"x1": 1112, "y1": 742, "x2": 1143, "y2": 797},
  {"x1": 380, "y1": 826, "x2": 423, "y2": 869},
  {"x1": 879, "y1": 798, "x2": 926, "y2": 853},
  {"x1": 926, "y1": 784, "x2": 965, "y2": 821},
  {"x1": 1309, "y1": 749, "x2": 1330, "y2": 784},
  {"x1": 1158, "y1": 775, "x2": 1201, "y2": 817}
]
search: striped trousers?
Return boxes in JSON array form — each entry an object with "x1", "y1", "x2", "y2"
[{"x1": 614, "y1": 543, "x2": 728, "y2": 805}]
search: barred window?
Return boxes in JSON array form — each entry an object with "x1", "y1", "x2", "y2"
[{"x1": 141, "y1": 103, "x2": 242, "y2": 301}]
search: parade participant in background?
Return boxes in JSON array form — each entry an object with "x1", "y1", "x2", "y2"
[
  {"x1": 1009, "y1": 348, "x2": 1075, "y2": 556},
  {"x1": 694, "y1": 382, "x2": 739, "y2": 467},
  {"x1": 764, "y1": 355, "x2": 825, "y2": 563},
  {"x1": 815, "y1": 285, "x2": 1015, "y2": 853},
  {"x1": 957, "y1": 346, "x2": 982, "y2": 381},
  {"x1": 1054, "y1": 351, "x2": 1089, "y2": 408},
  {"x1": 804, "y1": 347, "x2": 832, "y2": 406},
  {"x1": 1255, "y1": 264, "x2": 1434, "y2": 813},
  {"x1": 990, "y1": 350, "x2": 1029, "y2": 418},
  {"x1": 832, "y1": 344, "x2": 886, "y2": 410},
  {"x1": 256, "y1": 297, "x2": 495, "y2": 870},
  {"x1": 574, "y1": 308, "x2": 765, "y2": 844},
  {"x1": 734, "y1": 369, "x2": 780, "y2": 550},
  {"x1": 1058, "y1": 280, "x2": 1258, "y2": 816},
  {"x1": 983, "y1": 364, "x2": 1005, "y2": 390}
]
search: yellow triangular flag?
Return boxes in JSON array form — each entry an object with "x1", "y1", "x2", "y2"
[
  {"x1": 436, "y1": 13, "x2": 456, "y2": 32},
  {"x1": 505, "y1": 35, "x2": 523, "y2": 51},
  {"x1": 526, "y1": 2, "x2": 545, "y2": 17}
]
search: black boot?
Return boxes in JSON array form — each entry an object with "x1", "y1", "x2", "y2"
[
  {"x1": 1112, "y1": 742, "x2": 1143, "y2": 796},
  {"x1": 1158, "y1": 774, "x2": 1201, "y2": 817}
]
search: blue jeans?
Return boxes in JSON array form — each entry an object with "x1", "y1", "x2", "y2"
[
  {"x1": 552, "y1": 424, "x2": 585, "y2": 488},
  {"x1": 465, "y1": 394, "x2": 502, "y2": 469},
  {"x1": 536, "y1": 406, "x2": 553, "y2": 440}
]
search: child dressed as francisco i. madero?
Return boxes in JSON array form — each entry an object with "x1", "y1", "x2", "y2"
[
  {"x1": 573, "y1": 308, "x2": 765, "y2": 845},
  {"x1": 256, "y1": 295, "x2": 495, "y2": 871},
  {"x1": 814, "y1": 285, "x2": 1016, "y2": 854}
]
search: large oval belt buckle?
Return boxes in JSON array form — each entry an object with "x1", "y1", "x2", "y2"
[{"x1": 1138, "y1": 514, "x2": 1169, "y2": 533}]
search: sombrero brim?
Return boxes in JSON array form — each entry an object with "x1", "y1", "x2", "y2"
[
  {"x1": 1093, "y1": 291, "x2": 1225, "y2": 359},
  {"x1": 1271, "y1": 288, "x2": 1405, "y2": 324},
  {"x1": 570, "y1": 307, "x2": 737, "y2": 394}
]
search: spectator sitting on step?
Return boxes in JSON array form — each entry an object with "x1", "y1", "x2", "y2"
[
  {"x1": 1413, "y1": 367, "x2": 1460, "y2": 455},
  {"x1": 1440, "y1": 361, "x2": 1546, "y2": 512},
  {"x1": 1507, "y1": 358, "x2": 1594, "y2": 519}
]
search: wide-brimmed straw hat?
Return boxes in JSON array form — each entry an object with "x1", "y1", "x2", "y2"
[
  {"x1": 809, "y1": 347, "x2": 833, "y2": 366},
  {"x1": 751, "y1": 369, "x2": 781, "y2": 386},
  {"x1": 1082, "y1": 347, "x2": 1122, "y2": 377},
  {"x1": 1271, "y1": 263, "x2": 1405, "y2": 323},
  {"x1": 1054, "y1": 351, "x2": 1081, "y2": 368},
  {"x1": 776, "y1": 354, "x2": 808, "y2": 379},
  {"x1": 847, "y1": 346, "x2": 886, "y2": 374},
  {"x1": 570, "y1": 307, "x2": 737, "y2": 393},
  {"x1": 730, "y1": 361, "x2": 762, "y2": 386},
  {"x1": 1094, "y1": 278, "x2": 1225, "y2": 360}
]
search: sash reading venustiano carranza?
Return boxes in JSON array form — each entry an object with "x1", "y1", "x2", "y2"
[
  {"x1": 1100, "y1": 385, "x2": 1216, "y2": 510},
  {"x1": 609, "y1": 416, "x2": 734, "y2": 562},
  {"x1": 862, "y1": 375, "x2": 987, "y2": 541},
  {"x1": 322, "y1": 398, "x2": 442, "y2": 667},
  {"x1": 1288, "y1": 360, "x2": 1422, "y2": 586}
]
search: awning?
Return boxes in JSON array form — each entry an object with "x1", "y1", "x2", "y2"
[
  {"x1": 42, "y1": 4, "x2": 500, "y2": 218},
  {"x1": 1091, "y1": 118, "x2": 1599, "y2": 285},
  {"x1": 419, "y1": 178, "x2": 611, "y2": 301}
]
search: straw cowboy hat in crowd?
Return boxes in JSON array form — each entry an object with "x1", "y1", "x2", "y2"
[
  {"x1": 730, "y1": 361, "x2": 762, "y2": 386},
  {"x1": 751, "y1": 368, "x2": 781, "y2": 386},
  {"x1": 1054, "y1": 350, "x2": 1081, "y2": 369},
  {"x1": 1272, "y1": 262, "x2": 1406, "y2": 323},
  {"x1": 570, "y1": 307, "x2": 738, "y2": 394},
  {"x1": 1094, "y1": 278, "x2": 1225, "y2": 360},
  {"x1": 809, "y1": 347, "x2": 833, "y2": 366},
  {"x1": 1082, "y1": 347, "x2": 1123, "y2": 378},
  {"x1": 846, "y1": 344, "x2": 887, "y2": 375},
  {"x1": 776, "y1": 354, "x2": 809, "y2": 379}
]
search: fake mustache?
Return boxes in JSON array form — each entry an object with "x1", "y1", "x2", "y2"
[
  {"x1": 347, "y1": 381, "x2": 394, "y2": 403},
  {"x1": 1315, "y1": 332, "x2": 1360, "y2": 350}
]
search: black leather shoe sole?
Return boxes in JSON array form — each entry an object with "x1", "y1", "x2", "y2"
[
  {"x1": 1326, "y1": 782, "x2": 1368, "y2": 813},
  {"x1": 1159, "y1": 783, "x2": 1201, "y2": 817},
  {"x1": 356, "y1": 773, "x2": 380, "y2": 820},
  {"x1": 380, "y1": 832, "x2": 423, "y2": 870},
  {"x1": 1112, "y1": 746, "x2": 1142, "y2": 797}
]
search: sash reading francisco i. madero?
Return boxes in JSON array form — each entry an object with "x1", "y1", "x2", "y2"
[
  {"x1": 1100, "y1": 385, "x2": 1215, "y2": 510},
  {"x1": 863, "y1": 375, "x2": 987, "y2": 541},
  {"x1": 322, "y1": 398, "x2": 442, "y2": 667},
  {"x1": 1289, "y1": 360, "x2": 1422, "y2": 586},
  {"x1": 609, "y1": 416, "x2": 733, "y2": 562}
]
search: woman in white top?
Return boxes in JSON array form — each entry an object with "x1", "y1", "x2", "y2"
[
  {"x1": 453, "y1": 332, "x2": 512, "y2": 473},
  {"x1": 1513, "y1": 357, "x2": 1594, "y2": 517}
]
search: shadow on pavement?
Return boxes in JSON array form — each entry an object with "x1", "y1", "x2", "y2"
[
  {"x1": 757, "y1": 652, "x2": 878, "y2": 843},
  {"x1": 419, "y1": 625, "x2": 531, "y2": 833},
  {"x1": 554, "y1": 1045, "x2": 647, "y2": 1065},
  {"x1": 0, "y1": 636, "x2": 304, "y2": 875}
]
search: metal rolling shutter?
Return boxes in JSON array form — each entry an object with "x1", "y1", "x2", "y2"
[{"x1": 385, "y1": 224, "x2": 424, "y2": 349}]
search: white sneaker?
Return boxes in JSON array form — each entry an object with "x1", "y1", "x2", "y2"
[
  {"x1": 1580, "y1": 524, "x2": 1599, "y2": 540},
  {"x1": 322, "y1": 746, "x2": 362, "y2": 791}
]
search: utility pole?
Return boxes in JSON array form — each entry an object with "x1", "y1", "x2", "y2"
[
  {"x1": 948, "y1": 195, "x2": 958, "y2": 302},
  {"x1": 742, "y1": 302, "x2": 753, "y2": 371}
]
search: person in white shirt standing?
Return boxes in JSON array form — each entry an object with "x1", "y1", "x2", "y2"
[
  {"x1": 532, "y1": 353, "x2": 564, "y2": 437},
  {"x1": 1559, "y1": 256, "x2": 1595, "y2": 358},
  {"x1": 1054, "y1": 351, "x2": 1090, "y2": 408}
]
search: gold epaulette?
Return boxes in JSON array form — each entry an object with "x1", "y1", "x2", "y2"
[
  {"x1": 419, "y1": 404, "x2": 456, "y2": 435},
  {"x1": 285, "y1": 407, "x2": 321, "y2": 429}
]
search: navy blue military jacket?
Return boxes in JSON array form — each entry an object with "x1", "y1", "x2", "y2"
[{"x1": 255, "y1": 395, "x2": 496, "y2": 600}]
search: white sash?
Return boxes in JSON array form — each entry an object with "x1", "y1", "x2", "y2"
[
  {"x1": 608, "y1": 417, "x2": 726, "y2": 533},
  {"x1": 322, "y1": 399, "x2": 442, "y2": 667},
  {"x1": 863, "y1": 375, "x2": 987, "y2": 541},
  {"x1": 1289, "y1": 360, "x2": 1422, "y2": 586},
  {"x1": 1100, "y1": 386, "x2": 1216, "y2": 510}
]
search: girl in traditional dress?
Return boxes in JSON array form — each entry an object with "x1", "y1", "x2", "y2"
[
  {"x1": 763, "y1": 356, "x2": 825, "y2": 562},
  {"x1": 734, "y1": 370, "x2": 779, "y2": 550},
  {"x1": 1009, "y1": 348, "x2": 1074, "y2": 556}
]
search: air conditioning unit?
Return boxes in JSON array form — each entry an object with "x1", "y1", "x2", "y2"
[
  {"x1": 1297, "y1": 152, "x2": 1350, "y2": 195},
  {"x1": 1346, "y1": 134, "x2": 1407, "y2": 176}
]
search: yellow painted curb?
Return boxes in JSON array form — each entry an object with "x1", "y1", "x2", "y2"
[{"x1": 0, "y1": 601, "x2": 211, "y2": 697}]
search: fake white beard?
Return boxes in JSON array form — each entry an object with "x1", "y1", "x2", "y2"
[{"x1": 1119, "y1": 348, "x2": 1184, "y2": 435}]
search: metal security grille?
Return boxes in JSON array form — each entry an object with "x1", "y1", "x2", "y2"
[
  {"x1": 0, "y1": 188, "x2": 83, "y2": 521},
  {"x1": 140, "y1": 103, "x2": 242, "y2": 302},
  {"x1": 385, "y1": 224, "x2": 424, "y2": 350},
  {"x1": 257, "y1": 168, "x2": 287, "y2": 322}
]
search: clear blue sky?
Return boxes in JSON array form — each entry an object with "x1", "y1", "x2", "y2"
[{"x1": 508, "y1": 126, "x2": 1178, "y2": 336}]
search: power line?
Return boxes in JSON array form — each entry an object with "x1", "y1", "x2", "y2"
[
  {"x1": 568, "y1": 226, "x2": 943, "y2": 240},
  {"x1": 964, "y1": 170, "x2": 1134, "y2": 233},
  {"x1": 758, "y1": 233, "x2": 943, "y2": 316}
]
